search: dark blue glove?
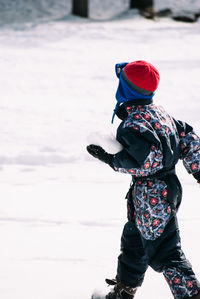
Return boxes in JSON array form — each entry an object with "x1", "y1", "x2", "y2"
[
  {"x1": 193, "y1": 171, "x2": 200, "y2": 184},
  {"x1": 87, "y1": 144, "x2": 114, "y2": 166}
]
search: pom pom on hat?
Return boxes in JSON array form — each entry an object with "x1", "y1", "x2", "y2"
[{"x1": 124, "y1": 60, "x2": 160, "y2": 92}]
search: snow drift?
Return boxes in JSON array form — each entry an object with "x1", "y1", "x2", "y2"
[
  {"x1": 89, "y1": 0, "x2": 130, "y2": 20},
  {"x1": 0, "y1": 0, "x2": 72, "y2": 25},
  {"x1": 155, "y1": 0, "x2": 200, "y2": 15}
]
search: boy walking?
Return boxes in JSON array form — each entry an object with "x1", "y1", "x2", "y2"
[{"x1": 87, "y1": 61, "x2": 200, "y2": 299}]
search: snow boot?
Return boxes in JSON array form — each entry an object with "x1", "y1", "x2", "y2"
[{"x1": 105, "y1": 278, "x2": 137, "y2": 299}]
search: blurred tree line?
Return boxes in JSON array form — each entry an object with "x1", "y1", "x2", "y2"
[
  {"x1": 72, "y1": 0, "x2": 199, "y2": 22},
  {"x1": 72, "y1": 0, "x2": 153, "y2": 18}
]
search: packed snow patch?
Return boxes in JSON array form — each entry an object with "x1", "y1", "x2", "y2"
[{"x1": 87, "y1": 128, "x2": 123, "y2": 154}]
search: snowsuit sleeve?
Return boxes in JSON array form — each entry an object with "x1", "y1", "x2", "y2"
[
  {"x1": 174, "y1": 119, "x2": 200, "y2": 181},
  {"x1": 111, "y1": 126, "x2": 163, "y2": 176}
]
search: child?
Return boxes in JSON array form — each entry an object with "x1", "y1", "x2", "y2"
[{"x1": 87, "y1": 60, "x2": 200, "y2": 299}]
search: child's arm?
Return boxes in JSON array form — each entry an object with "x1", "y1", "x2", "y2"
[
  {"x1": 174, "y1": 119, "x2": 200, "y2": 183},
  {"x1": 87, "y1": 127, "x2": 163, "y2": 176}
]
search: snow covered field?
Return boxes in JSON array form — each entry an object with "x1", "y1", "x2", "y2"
[
  {"x1": 0, "y1": 11, "x2": 200, "y2": 299},
  {"x1": 155, "y1": 0, "x2": 200, "y2": 15}
]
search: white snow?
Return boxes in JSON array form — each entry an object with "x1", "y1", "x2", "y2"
[
  {"x1": 0, "y1": 0, "x2": 72, "y2": 25},
  {"x1": 155, "y1": 0, "x2": 200, "y2": 15},
  {"x1": 0, "y1": 10, "x2": 200, "y2": 299},
  {"x1": 89, "y1": 0, "x2": 130, "y2": 20}
]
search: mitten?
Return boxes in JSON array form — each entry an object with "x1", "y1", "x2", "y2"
[
  {"x1": 86, "y1": 144, "x2": 114, "y2": 166},
  {"x1": 193, "y1": 172, "x2": 200, "y2": 184}
]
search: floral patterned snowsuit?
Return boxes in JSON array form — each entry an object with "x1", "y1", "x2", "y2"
[{"x1": 110, "y1": 98, "x2": 200, "y2": 298}]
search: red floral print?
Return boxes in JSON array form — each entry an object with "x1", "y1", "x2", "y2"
[
  {"x1": 162, "y1": 190, "x2": 168, "y2": 197},
  {"x1": 153, "y1": 219, "x2": 160, "y2": 226},
  {"x1": 151, "y1": 198, "x2": 157, "y2": 205},
  {"x1": 192, "y1": 163, "x2": 198, "y2": 171}
]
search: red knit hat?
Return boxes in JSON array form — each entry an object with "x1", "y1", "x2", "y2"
[{"x1": 124, "y1": 60, "x2": 160, "y2": 93}]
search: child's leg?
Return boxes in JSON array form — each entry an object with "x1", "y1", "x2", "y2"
[
  {"x1": 163, "y1": 265, "x2": 199, "y2": 298},
  {"x1": 116, "y1": 220, "x2": 148, "y2": 288},
  {"x1": 149, "y1": 217, "x2": 200, "y2": 298}
]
